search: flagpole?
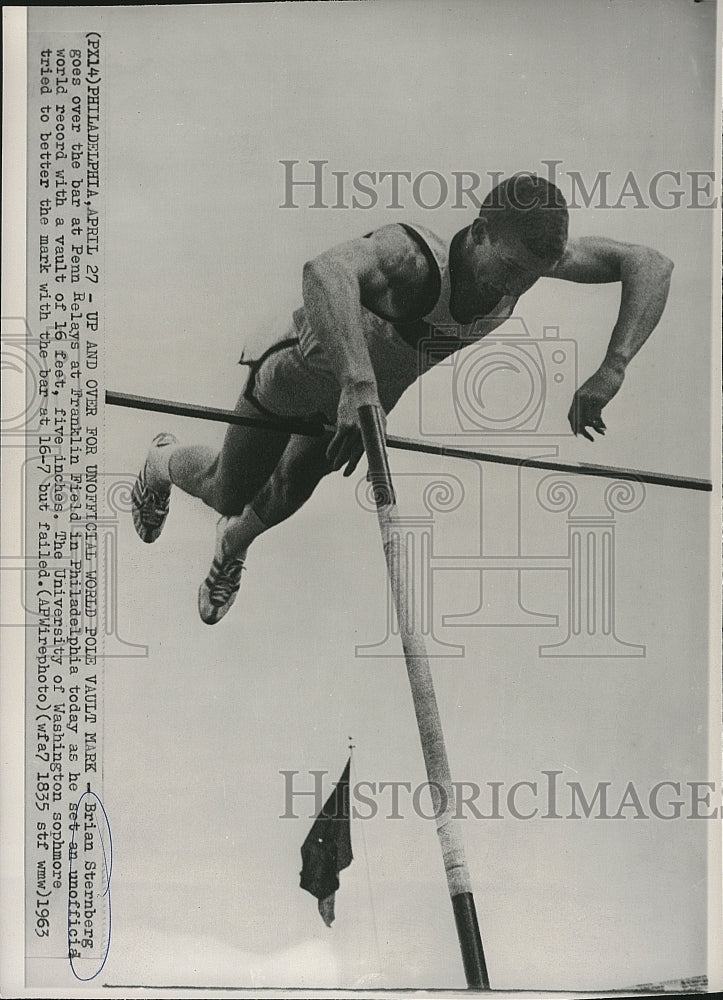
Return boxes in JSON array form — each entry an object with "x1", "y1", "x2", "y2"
[{"x1": 357, "y1": 404, "x2": 490, "y2": 991}]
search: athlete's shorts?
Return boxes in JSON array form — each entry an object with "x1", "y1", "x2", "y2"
[{"x1": 239, "y1": 307, "x2": 422, "y2": 425}]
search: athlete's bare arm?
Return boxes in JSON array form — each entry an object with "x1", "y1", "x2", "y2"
[
  {"x1": 303, "y1": 224, "x2": 431, "y2": 473},
  {"x1": 547, "y1": 236, "x2": 674, "y2": 440}
]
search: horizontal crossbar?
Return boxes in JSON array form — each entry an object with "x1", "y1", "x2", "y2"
[
  {"x1": 105, "y1": 390, "x2": 328, "y2": 436},
  {"x1": 105, "y1": 390, "x2": 712, "y2": 493}
]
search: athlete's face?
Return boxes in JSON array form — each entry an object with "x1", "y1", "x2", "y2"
[{"x1": 473, "y1": 226, "x2": 562, "y2": 297}]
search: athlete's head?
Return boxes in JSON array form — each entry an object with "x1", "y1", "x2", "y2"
[{"x1": 469, "y1": 174, "x2": 569, "y2": 295}]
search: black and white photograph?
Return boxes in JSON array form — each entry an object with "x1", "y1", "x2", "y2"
[{"x1": 1, "y1": 2, "x2": 721, "y2": 996}]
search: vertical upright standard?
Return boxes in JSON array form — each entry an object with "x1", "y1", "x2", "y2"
[{"x1": 357, "y1": 404, "x2": 489, "y2": 991}]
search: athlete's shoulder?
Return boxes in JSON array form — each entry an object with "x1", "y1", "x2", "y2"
[
  {"x1": 365, "y1": 223, "x2": 444, "y2": 287},
  {"x1": 398, "y1": 222, "x2": 447, "y2": 255},
  {"x1": 307, "y1": 223, "x2": 439, "y2": 291}
]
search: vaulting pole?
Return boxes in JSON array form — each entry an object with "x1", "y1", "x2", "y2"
[
  {"x1": 357, "y1": 403, "x2": 490, "y2": 991},
  {"x1": 105, "y1": 391, "x2": 712, "y2": 492}
]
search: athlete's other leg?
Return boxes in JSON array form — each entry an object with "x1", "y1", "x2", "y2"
[
  {"x1": 198, "y1": 434, "x2": 333, "y2": 624},
  {"x1": 162, "y1": 396, "x2": 292, "y2": 514},
  {"x1": 222, "y1": 433, "x2": 333, "y2": 553},
  {"x1": 132, "y1": 390, "x2": 291, "y2": 544}
]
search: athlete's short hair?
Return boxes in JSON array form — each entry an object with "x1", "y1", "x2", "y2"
[{"x1": 479, "y1": 174, "x2": 568, "y2": 262}]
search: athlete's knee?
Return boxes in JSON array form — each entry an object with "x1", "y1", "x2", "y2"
[
  {"x1": 267, "y1": 450, "x2": 324, "y2": 511},
  {"x1": 275, "y1": 468, "x2": 315, "y2": 508},
  {"x1": 284, "y1": 444, "x2": 330, "y2": 486},
  {"x1": 214, "y1": 493, "x2": 247, "y2": 517},
  {"x1": 203, "y1": 461, "x2": 251, "y2": 516}
]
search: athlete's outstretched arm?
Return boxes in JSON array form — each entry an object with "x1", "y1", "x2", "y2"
[
  {"x1": 547, "y1": 236, "x2": 674, "y2": 440},
  {"x1": 303, "y1": 225, "x2": 429, "y2": 473}
]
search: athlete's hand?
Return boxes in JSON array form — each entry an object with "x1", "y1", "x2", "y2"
[
  {"x1": 327, "y1": 380, "x2": 384, "y2": 477},
  {"x1": 568, "y1": 362, "x2": 625, "y2": 441}
]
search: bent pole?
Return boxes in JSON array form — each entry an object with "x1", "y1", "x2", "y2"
[
  {"x1": 357, "y1": 403, "x2": 490, "y2": 991},
  {"x1": 105, "y1": 390, "x2": 713, "y2": 493}
]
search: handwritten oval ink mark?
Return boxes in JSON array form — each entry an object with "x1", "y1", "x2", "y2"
[{"x1": 67, "y1": 786, "x2": 112, "y2": 981}]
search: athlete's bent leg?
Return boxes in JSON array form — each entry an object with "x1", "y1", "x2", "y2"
[
  {"x1": 221, "y1": 434, "x2": 333, "y2": 554},
  {"x1": 198, "y1": 435, "x2": 332, "y2": 623},
  {"x1": 165, "y1": 396, "x2": 291, "y2": 516}
]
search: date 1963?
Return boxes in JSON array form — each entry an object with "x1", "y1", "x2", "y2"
[{"x1": 33, "y1": 801, "x2": 63, "y2": 938}]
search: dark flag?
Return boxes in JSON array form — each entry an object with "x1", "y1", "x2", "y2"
[{"x1": 299, "y1": 757, "x2": 353, "y2": 927}]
